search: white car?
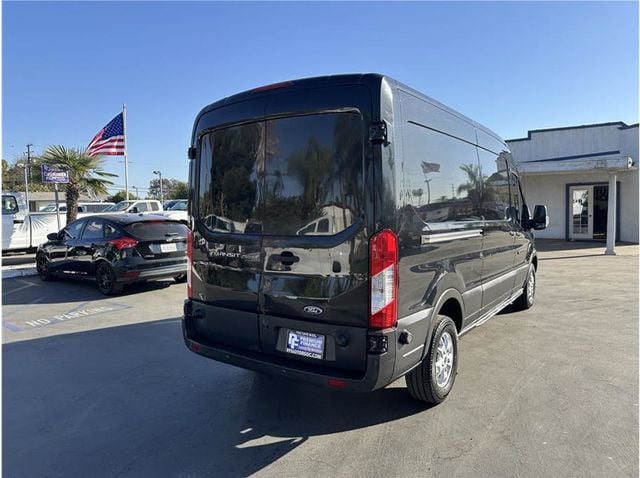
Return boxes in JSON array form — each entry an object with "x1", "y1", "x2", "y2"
[{"x1": 160, "y1": 200, "x2": 188, "y2": 224}]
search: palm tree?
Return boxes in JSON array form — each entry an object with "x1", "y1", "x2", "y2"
[{"x1": 39, "y1": 145, "x2": 117, "y2": 224}]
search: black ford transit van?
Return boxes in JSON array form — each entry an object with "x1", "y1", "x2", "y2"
[{"x1": 183, "y1": 74, "x2": 548, "y2": 404}]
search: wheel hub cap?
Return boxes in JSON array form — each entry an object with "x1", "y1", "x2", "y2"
[{"x1": 435, "y1": 331, "x2": 454, "y2": 387}]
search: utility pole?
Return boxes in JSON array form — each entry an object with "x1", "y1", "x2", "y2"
[{"x1": 24, "y1": 144, "x2": 33, "y2": 211}]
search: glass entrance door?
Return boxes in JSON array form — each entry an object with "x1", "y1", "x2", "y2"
[{"x1": 569, "y1": 186, "x2": 593, "y2": 240}]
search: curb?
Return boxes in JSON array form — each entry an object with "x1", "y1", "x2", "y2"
[{"x1": 2, "y1": 267, "x2": 38, "y2": 279}]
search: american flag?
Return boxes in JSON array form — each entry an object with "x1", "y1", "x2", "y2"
[{"x1": 86, "y1": 113, "x2": 125, "y2": 156}]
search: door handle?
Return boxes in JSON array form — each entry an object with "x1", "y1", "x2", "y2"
[
  {"x1": 271, "y1": 252, "x2": 300, "y2": 266},
  {"x1": 13, "y1": 219, "x2": 24, "y2": 224}
]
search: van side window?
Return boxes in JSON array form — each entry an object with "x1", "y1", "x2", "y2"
[
  {"x1": 509, "y1": 173, "x2": 526, "y2": 225},
  {"x1": 402, "y1": 123, "x2": 482, "y2": 225},
  {"x1": 150, "y1": 202, "x2": 159, "y2": 211},
  {"x1": 2, "y1": 195, "x2": 18, "y2": 214},
  {"x1": 476, "y1": 149, "x2": 511, "y2": 221}
]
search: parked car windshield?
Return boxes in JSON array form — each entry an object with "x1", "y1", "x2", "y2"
[
  {"x1": 103, "y1": 201, "x2": 134, "y2": 212},
  {"x1": 168, "y1": 201, "x2": 187, "y2": 211}
]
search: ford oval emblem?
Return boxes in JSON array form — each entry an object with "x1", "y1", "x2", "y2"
[{"x1": 303, "y1": 305, "x2": 324, "y2": 315}]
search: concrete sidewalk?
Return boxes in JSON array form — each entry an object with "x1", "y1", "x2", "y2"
[{"x1": 1, "y1": 252, "x2": 37, "y2": 279}]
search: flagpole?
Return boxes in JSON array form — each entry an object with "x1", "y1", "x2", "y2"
[{"x1": 123, "y1": 103, "x2": 129, "y2": 200}]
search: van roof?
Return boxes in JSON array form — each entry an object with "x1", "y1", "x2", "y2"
[{"x1": 195, "y1": 73, "x2": 506, "y2": 151}]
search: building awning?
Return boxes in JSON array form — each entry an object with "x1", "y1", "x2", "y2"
[{"x1": 517, "y1": 155, "x2": 635, "y2": 175}]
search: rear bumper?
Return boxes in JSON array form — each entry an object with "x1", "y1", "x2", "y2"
[
  {"x1": 116, "y1": 260, "x2": 187, "y2": 283},
  {"x1": 182, "y1": 300, "x2": 397, "y2": 392}
]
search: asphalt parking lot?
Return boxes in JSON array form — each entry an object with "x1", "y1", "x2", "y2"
[{"x1": 2, "y1": 241, "x2": 638, "y2": 477}]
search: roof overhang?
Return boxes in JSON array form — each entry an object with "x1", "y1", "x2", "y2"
[{"x1": 518, "y1": 155, "x2": 636, "y2": 175}]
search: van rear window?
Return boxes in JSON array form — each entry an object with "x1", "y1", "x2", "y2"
[{"x1": 197, "y1": 112, "x2": 363, "y2": 236}]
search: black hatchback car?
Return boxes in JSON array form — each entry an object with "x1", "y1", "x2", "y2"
[{"x1": 36, "y1": 214, "x2": 188, "y2": 295}]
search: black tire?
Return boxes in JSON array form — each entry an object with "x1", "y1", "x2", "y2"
[
  {"x1": 173, "y1": 274, "x2": 187, "y2": 283},
  {"x1": 96, "y1": 262, "x2": 124, "y2": 295},
  {"x1": 512, "y1": 265, "x2": 535, "y2": 311},
  {"x1": 406, "y1": 314, "x2": 458, "y2": 405},
  {"x1": 36, "y1": 253, "x2": 56, "y2": 281}
]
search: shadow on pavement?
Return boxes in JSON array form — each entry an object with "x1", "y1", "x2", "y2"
[
  {"x1": 3, "y1": 318, "x2": 428, "y2": 477},
  {"x1": 2, "y1": 276, "x2": 175, "y2": 305}
]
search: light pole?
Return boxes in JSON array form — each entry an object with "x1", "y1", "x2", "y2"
[
  {"x1": 16, "y1": 161, "x2": 30, "y2": 211},
  {"x1": 153, "y1": 170, "x2": 163, "y2": 204}
]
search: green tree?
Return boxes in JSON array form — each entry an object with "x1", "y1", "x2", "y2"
[
  {"x1": 39, "y1": 146, "x2": 117, "y2": 223},
  {"x1": 107, "y1": 190, "x2": 138, "y2": 203},
  {"x1": 148, "y1": 178, "x2": 188, "y2": 200},
  {"x1": 2, "y1": 158, "x2": 56, "y2": 192}
]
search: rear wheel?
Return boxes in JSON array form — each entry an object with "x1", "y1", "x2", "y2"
[
  {"x1": 513, "y1": 265, "x2": 535, "y2": 311},
  {"x1": 96, "y1": 262, "x2": 124, "y2": 295},
  {"x1": 406, "y1": 314, "x2": 458, "y2": 405},
  {"x1": 36, "y1": 253, "x2": 55, "y2": 281},
  {"x1": 173, "y1": 274, "x2": 187, "y2": 283}
]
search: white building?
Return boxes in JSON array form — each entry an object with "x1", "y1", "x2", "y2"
[{"x1": 507, "y1": 122, "x2": 639, "y2": 248}]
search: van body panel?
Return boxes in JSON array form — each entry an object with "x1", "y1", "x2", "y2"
[{"x1": 185, "y1": 73, "x2": 541, "y2": 395}]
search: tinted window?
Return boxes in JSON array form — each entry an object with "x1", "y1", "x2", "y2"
[
  {"x1": 124, "y1": 221, "x2": 188, "y2": 240},
  {"x1": 197, "y1": 113, "x2": 363, "y2": 236},
  {"x1": 317, "y1": 218, "x2": 330, "y2": 233},
  {"x1": 509, "y1": 173, "x2": 527, "y2": 225},
  {"x1": 104, "y1": 223, "x2": 120, "y2": 238},
  {"x1": 150, "y1": 202, "x2": 160, "y2": 211},
  {"x1": 263, "y1": 113, "x2": 363, "y2": 235},
  {"x1": 402, "y1": 123, "x2": 482, "y2": 226},
  {"x1": 198, "y1": 122, "x2": 263, "y2": 233},
  {"x1": 2, "y1": 195, "x2": 18, "y2": 214},
  {"x1": 476, "y1": 149, "x2": 511, "y2": 220},
  {"x1": 82, "y1": 219, "x2": 104, "y2": 240},
  {"x1": 64, "y1": 220, "x2": 85, "y2": 239}
]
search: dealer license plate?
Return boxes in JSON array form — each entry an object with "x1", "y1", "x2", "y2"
[
  {"x1": 286, "y1": 330, "x2": 325, "y2": 360},
  {"x1": 160, "y1": 243, "x2": 177, "y2": 253}
]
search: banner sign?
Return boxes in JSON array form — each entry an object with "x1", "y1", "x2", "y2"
[{"x1": 41, "y1": 165, "x2": 70, "y2": 184}]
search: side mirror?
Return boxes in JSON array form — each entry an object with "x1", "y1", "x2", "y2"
[
  {"x1": 47, "y1": 232, "x2": 60, "y2": 241},
  {"x1": 531, "y1": 205, "x2": 548, "y2": 230}
]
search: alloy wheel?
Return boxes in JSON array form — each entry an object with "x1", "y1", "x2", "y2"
[{"x1": 435, "y1": 331, "x2": 454, "y2": 388}]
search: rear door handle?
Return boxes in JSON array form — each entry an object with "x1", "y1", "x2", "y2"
[{"x1": 271, "y1": 253, "x2": 300, "y2": 266}]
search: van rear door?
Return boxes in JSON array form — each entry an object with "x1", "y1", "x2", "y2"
[
  {"x1": 191, "y1": 84, "x2": 372, "y2": 370},
  {"x1": 257, "y1": 95, "x2": 371, "y2": 372}
]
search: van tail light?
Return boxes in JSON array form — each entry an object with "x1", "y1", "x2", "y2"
[
  {"x1": 369, "y1": 229, "x2": 398, "y2": 329},
  {"x1": 187, "y1": 232, "x2": 193, "y2": 299},
  {"x1": 108, "y1": 237, "x2": 138, "y2": 250}
]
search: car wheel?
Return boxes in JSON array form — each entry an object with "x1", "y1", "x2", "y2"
[
  {"x1": 96, "y1": 262, "x2": 124, "y2": 295},
  {"x1": 173, "y1": 274, "x2": 187, "y2": 283},
  {"x1": 406, "y1": 314, "x2": 458, "y2": 405},
  {"x1": 36, "y1": 253, "x2": 55, "y2": 281},
  {"x1": 513, "y1": 265, "x2": 535, "y2": 311}
]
